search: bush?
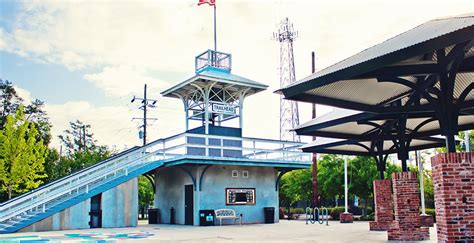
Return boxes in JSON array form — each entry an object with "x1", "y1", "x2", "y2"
[
  {"x1": 327, "y1": 207, "x2": 345, "y2": 220},
  {"x1": 280, "y1": 207, "x2": 306, "y2": 215},
  {"x1": 359, "y1": 212, "x2": 374, "y2": 221}
]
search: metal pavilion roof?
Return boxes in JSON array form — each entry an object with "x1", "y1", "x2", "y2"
[
  {"x1": 300, "y1": 136, "x2": 447, "y2": 156},
  {"x1": 161, "y1": 66, "x2": 268, "y2": 101},
  {"x1": 280, "y1": 14, "x2": 474, "y2": 152},
  {"x1": 280, "y1": 15, "x2": 474, "y2": 112},
  {"x1": 295, "y1": 109, "x2": 474, "y2": 140}
]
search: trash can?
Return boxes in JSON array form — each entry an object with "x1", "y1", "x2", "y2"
[
  {"x1": 148, "y1": 208, "x2": 160, "y2": 224},
  {"x1": 264, "y1": 207, "x2": 275, "y2": 224},
  {"x1": 199, "y1": 210, "x2": 215, "y2": 226},
  {"x1": 170, "y1": 207, "x2": 176, "y2": 224}
]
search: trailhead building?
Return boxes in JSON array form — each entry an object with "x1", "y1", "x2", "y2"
[
  {"x1": 0, "y1": 50, "x2": 310, "y2": 233},
  {"x1": 154, "y1": 50, "x2": 311, "y2": 225}
]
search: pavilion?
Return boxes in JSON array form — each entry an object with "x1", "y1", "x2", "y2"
[{"x1": 281, "y1": 15, "x2": 474, "y2": 241}]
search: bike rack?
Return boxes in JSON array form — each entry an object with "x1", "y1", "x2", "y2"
[{"x1": 305, "y1": 207, "x2": 329, "y2": 226}]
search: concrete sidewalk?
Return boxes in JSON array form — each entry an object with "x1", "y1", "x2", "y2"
[{"x1": 0, "y1": 220, "x2": 437, "y2": 242}]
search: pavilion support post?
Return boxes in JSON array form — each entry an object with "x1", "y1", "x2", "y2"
[
  {"x1": 388, "y1": 172, "x2": 429, "y2": 241},
  {"x1": 369, "y1": 179, "x2": 392, "y2": 231},
  {"x1": 374, "y1": 141, "x2": 386, "y2": 180},
  {"x1": 431, "y1": 152, "x2": 474, "y2": 241}
]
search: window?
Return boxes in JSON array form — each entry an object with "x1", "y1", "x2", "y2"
[
  {"x1": 242, "y1": 170, "x2": 249, "y2": 178},
  {"x1": 232, "y1": 170, "x2": 239, "y2": 177}
]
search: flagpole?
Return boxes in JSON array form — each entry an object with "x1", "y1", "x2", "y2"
[{"x1": 213, "y1": 4, "x2": 217, "y2": 52}]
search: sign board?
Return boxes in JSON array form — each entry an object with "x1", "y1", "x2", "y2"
[{"x1": 211, "y1": 103, "x2": 236, "y2": 115}]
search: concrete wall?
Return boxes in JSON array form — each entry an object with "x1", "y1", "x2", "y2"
[
  {"x1": 155, "y1": 165, "x2": 279, "y2": 226},
  {"x1": 198, "y1": 165, "x2": 279, "y2": 224},
  {"x1": 19, "y1": 199, "x2": 91, "y2": 232},
  {"x1": 102, "y1": 177, "x2": 138, "y2": 228},
  {"x1": 19, "y1": 177, "x2": 138, "y2": 232},
  {"x1": 155, "y1": 166, "x2": 195, "y2": 225}
]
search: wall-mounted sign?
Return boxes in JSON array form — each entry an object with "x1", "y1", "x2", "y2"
[
  {"x1": 211, "y1": 103, "x2": 236, "y2": 115},
  {"x1": 226, "y1": 188, "x2": 256, "y2": 205}
]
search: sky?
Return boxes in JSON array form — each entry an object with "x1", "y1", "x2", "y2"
[{"x1": 0, "y1": 0, "x2": 473, "y2": 152}]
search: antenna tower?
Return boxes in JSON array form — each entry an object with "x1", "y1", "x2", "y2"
[{"x1": 273, "y1": 17, "x2": 300, "y2": 142}]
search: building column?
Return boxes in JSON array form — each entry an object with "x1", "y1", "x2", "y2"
[
  {"x1": 387, "y1": 172, "x2": 429, "y2": 241},
  {"x1": 369, "y1": 179, "x2": 392, "y2": 231},
  {"x1": 431, "y1": 152, "x2": 474, "y2": 242}
]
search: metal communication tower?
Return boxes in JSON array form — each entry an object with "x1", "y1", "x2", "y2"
[{"x1": 273, "y1": 18, "x2": 300, "y2": 142}]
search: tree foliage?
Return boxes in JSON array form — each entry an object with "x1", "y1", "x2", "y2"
[
  {"x1": 348, "y1": 156, "x2": 378, "y2": 203},
  {"x1": 279, "y1": 168, "x2": 312, "y2": 206},
  {"x1": 0, "y1": 106, "x2": 48, "y2": 199},
  {"x1": 46, "y1": 121, "x2": 111, "y2": 182},
  {"x1": 317, "y1": 154, "x2": 344, "y2": 200},
  {"x1": 1, "y1": 79, "x2": 52, "y2": 146},
  {"x1": 138, "y1": 176, "x2": 154, "y2": 208},
  {"x1": 59, "y1": 120, "x2": 96, "y2": 154}
]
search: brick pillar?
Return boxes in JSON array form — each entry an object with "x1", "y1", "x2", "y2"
[
  {"x1": 431, "y1": 152, "x2": 474, "y2": 242},
  {"x1": 387, "y1": 172, "x2": 429, "y2": 241},
  {"x1": 369, "y1": 179, "x2": 392, "y2": 231}
]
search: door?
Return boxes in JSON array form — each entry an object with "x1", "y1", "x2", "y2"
[
  {"x1": 89, "y1": 194, "x2": 102, "y2": 228},
  {"x1": 184, "y1": 184, "x2": 194, "y2": 225}
]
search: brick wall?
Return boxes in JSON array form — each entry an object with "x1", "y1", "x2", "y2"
[
  {"x1": 387, "y1": 172, "x2": 429, "y2": 241},
  {"x1": 369, "y1": 179, "x2": 392, "y2": 231},
  {"x1": 431, "y1": 152, "x2": 473, "y2": 242}
]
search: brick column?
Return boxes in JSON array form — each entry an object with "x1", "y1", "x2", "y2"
[
  {"x1": 387, "y1": 172, "x2": 429, "y2": 241},
  {"x1": 431, "y1": 152, "x2": 474, "y2": 242},
  {"x1": 339, "y1": 212, "x2": 353, "y2": 223},
  {"x1": 369, "y1": 180, "x2": 392, "y2": 231}
]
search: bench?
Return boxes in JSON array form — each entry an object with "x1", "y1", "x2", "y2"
[{"x1": 214, "y1": 209, "x2": 241, "y2": 226}]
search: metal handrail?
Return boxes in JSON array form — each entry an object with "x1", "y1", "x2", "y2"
[{"x1": 1, "y1": 132, "x2": 309, "y2": 226}]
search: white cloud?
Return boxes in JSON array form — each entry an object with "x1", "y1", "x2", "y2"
[
  {"x1": 84, "y1": 65, "x2": 170, "y2": 97},
  {"x1": 3, "y1": 0, "x2": 473, "y2": 150},
  {"x1": 45, "y1": 100, "x2": 184, "y2": 150},
  {"x1": 14, "y1": 85, "x2": 32, "y2": 104}
]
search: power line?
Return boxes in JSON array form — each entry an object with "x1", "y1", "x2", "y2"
[{"x1": 131, "y1": 84, "x2": 158, "y2": 146}]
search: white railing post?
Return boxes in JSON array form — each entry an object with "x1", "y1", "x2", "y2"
[
  {"x1": 163, "y1": 140, "x2": 166, "y2": 159},
  {"x1": 42, "y1": 204, "x2": 45, "y2": 213},
  {"x1": 205, "y1": 136, "x2": 209, "y2": 156},
  {"x1": 220, "y1": 138, "x2": 224, "y2": 157},
  {"x1": 253, "y1": 141, "x2": 256, "y2": 157},
  {"x1": 86, "y1": 185, "x2": 89, "y2": 194}
]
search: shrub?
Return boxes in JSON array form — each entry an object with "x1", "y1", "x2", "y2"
[
  {"x1": 281, "y1": 207, "x2": 306, "y2": 214},
  {"x1": 327, "y1": 206, "x2": 345, "y2": 220},
  {"x1": 358, "y1": 212, "x2": 374, "y2": 221}
]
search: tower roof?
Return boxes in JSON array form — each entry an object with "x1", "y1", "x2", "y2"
[{"x1": 161, "y1": 66, "x2": 268, "y2": 102}]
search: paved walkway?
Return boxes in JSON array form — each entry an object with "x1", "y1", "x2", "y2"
[{"x1": 0, "y1": 220, "x2": 438, "y2": 242}]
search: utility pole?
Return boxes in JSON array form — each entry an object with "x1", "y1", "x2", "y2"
[
  {"x1": 311, "y1": 51, "x2": 318, "y2": 208},
  {"x1": 132, "y1": 84, "x2": 158, "y2": 146}
]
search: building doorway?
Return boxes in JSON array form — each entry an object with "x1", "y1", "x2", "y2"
[
  {"x1": 89, "y1": 194, "x2": 102, "y2": 228},
  {"x1": 184, "y1": 184, "x2": 194, "y2": 225}
]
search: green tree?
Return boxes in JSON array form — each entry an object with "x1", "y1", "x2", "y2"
[
  {"x1": 279, "y1": 168, "x2": 312, "y2": 206},
  {"x1": 349, "y1": 156, "x2": 378, "y2": 214},
  {"x1": 138, "y1": 175, "x2": 154, "y2": 218},
  {"x1": 48, "y1": 120, "x2": 111, "y2": 180},
  {"x1": 0, "y1": 79, "x2": 23, "y2": 128},
  {"x1": 1, "y1": 80, "x2": 52, "y2": 146},
  {"x1": 59, "y1": 120, "x2": 96, "y2": 154},
  {"x1": 0, "y1": 106, "x2": 48, "y2": 199},
  {"x1": 317, "y1": 154, "x2": 344, "y2": 202}
]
